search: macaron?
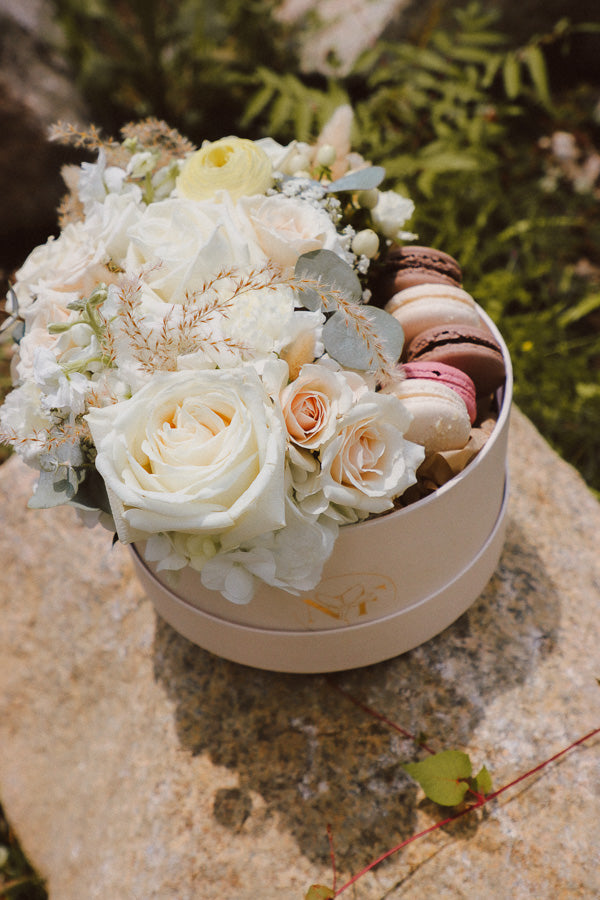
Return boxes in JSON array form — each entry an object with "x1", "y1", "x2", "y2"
[
  {"x1": 402, "y1": 361, "x2": 477, "y2": 424},
  {"x1": 387, "y1": 378, "x2": 472, "y2": 455},
  {"x1": 406, "y1": 324, "x2": 506, "y2": 395},
  {"x1": 373, "y1": 245, "x2": 462, "y2": 305},
  {"x1": 384, "y1": 283, "x2": 481, "y2": 345}
]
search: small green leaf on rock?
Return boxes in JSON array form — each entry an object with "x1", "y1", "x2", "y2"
[
  {"x1": 403, "y1": 750, "x2": 473, "y2": 806},
  {"x1": 305, "y1": 885, "x2": 335, "y2": 900},
  {"x1": 474, "y1": 765, "x2": 493, "y2": 797}
]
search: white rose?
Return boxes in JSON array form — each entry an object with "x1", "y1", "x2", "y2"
[
  {"x1": 280, "y1": 363, "x2": 354, "y2": 450},
  {"x1": 125, "y1": 197, "x2": 263, "y2": 303},
  {"x1": 85, "y1": 368, "x2": 287, "y2": 548},
  {"x1": 318, "y1": 391, "x2": 424, "y2": 519},
  {"x1": 13, "y1": 222, "x2": 109, "y2": 315},
  {"x1": 371, "y1": 191, "x2": 416, "y2": 241},
  {"x1": 83, "y1": 192, "x2": 145, "y2": 264},
  {"x1": 236, "y1": 194, "x2": 348, "y2": 270}
]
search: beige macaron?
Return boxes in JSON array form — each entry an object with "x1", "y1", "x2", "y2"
[
  {"x1": 384, "y1": 283, "x2": 481, "y2": 345},
  {"x1": 386, "y1": 378, "x2": 472, "y2": 455}
]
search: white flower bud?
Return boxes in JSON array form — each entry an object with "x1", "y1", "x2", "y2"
[
  {"x1": 351, "y1": 229, "x2": 379, "y2": 259},
  {"x1": 286, "y1": 151, "x2": 312, "y2": 174},
  {"x1": 315, "y1": 144, "x2": 337, "y2": 168},
  {"x1": 357, "y1": 188, "x2": 379, "y2": 210}
]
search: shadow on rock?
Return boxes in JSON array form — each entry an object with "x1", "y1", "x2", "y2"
[{"x1": 152, "y1": 516, "x2": 561, "y2": 869}]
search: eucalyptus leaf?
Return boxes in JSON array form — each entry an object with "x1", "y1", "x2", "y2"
[
  {"x1": 295, "y1": 249, "x2": 363, "y2": 307},
  {"x1": 403, "y1": 750, "x2": 473, "y2": 807},
  {"x1": 323, "y1": 306, "x2": 404, "y2": 370},
  {"x1": 28, "y1": 469, "x2": 76, "y2": 509},
  {"x1": 326, "y1": 165, "x2": 385, "y2": 193}
]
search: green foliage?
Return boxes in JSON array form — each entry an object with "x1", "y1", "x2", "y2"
[
  {"x1": 240, "y1": 69, "x2": 350, "y2": 143},
  {"x1": 51, "y1": 0, "x2": 297, "y2": 142},
  {"x1": 245, "y1": 4, "x2": 600, "y2": 494},
  {"x1": 403, "y1": 749, "x2": 493, "y2": 806}
]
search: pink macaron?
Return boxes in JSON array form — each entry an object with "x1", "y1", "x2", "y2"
[{"x1": 401, "y1": 361, "x2": 477, "y2": 424}]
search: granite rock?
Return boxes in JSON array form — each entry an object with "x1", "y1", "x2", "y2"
[{"x1": 0, "y1": 407, "x2": 599, "y2": 899}]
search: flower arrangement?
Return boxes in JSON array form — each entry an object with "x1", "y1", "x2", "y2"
[{"x1": 1, "y1": 109, "x2": 439, "y2": 605}]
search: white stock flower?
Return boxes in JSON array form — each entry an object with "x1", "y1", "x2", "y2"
[
  {"x1": 85, "y1": 367, "x2": 287, "y2": 547},
  {"x1": 78, "y1": 148, "x2": 141, "y2": 212},
  {"x1": 371, "y1": 191, "x2": 416, "y2": 241},
  {"x1": 33, "y1": 347, "x2": 89, "y2": 415},
  {"x1": 0, "y1": 382, "x2": 51, "y2": 465}
]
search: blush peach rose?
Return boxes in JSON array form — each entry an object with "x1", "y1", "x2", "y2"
[{"x1": 280, "y1": 364, "x2": 354, "y2": 450}]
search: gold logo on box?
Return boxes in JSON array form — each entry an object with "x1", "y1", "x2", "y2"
[{"x1": 303, "y1": 573, "x2": 396, "y2": 623}]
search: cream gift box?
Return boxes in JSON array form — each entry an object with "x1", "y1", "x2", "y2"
[{"x1": 132, "y1": 307, "x2": 512, "y2": 673}]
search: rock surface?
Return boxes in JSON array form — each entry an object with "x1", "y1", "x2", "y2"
[{"x1": 0, "y1": 406, "x2": 599, "y2": 899}]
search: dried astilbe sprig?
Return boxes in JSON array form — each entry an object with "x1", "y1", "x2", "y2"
[
  {"x1": 49, "y1": 117, "x2": 196, "y2": 170},
  {"x1": 292, "y1": 276, "x2": 397, "y2": 386},
  {"x1": 48, "y1": 120, "x2": 117, "y2": 152},
  {"x1": 0, "y1": 416, "x2": 91, "y2": 454},
  {"x1": 120, "y1": 118, "x2": 196, "y2": 161},
  {"x1": 113, "y1": 264, "x2": 290, "y2": 376}
]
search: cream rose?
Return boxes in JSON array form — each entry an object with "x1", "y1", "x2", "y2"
[
  {"x1": 236, "y1": 194, "x2": 347, "y2": 270},
  {"x1": 318, "y1": 392, "x2": 424, "y2": 518},
  {"x1": 85, "y1": 368, "x2": 287, "y2": 548},
  {"x1": 176, "y1": 137, "x2": 273, "y2": 202},
  {"x1": 280, "y1": 363, "x2": 354, "y2": 450}
]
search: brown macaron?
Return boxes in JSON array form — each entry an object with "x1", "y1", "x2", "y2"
[
  {"x1": 372, "y1": 245, "x2": 462, "y2": 306},
  {"x1": 406, "y1": 323, "x2": 506, "y2": 395}
]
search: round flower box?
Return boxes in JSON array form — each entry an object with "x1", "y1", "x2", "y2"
[{"x1": 132, "y1": 308, "x2": 512, "y2": 673}]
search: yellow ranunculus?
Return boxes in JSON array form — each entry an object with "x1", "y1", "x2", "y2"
[{"x1": 176, "y1": 136, "x2": 273, "y2": 201}]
